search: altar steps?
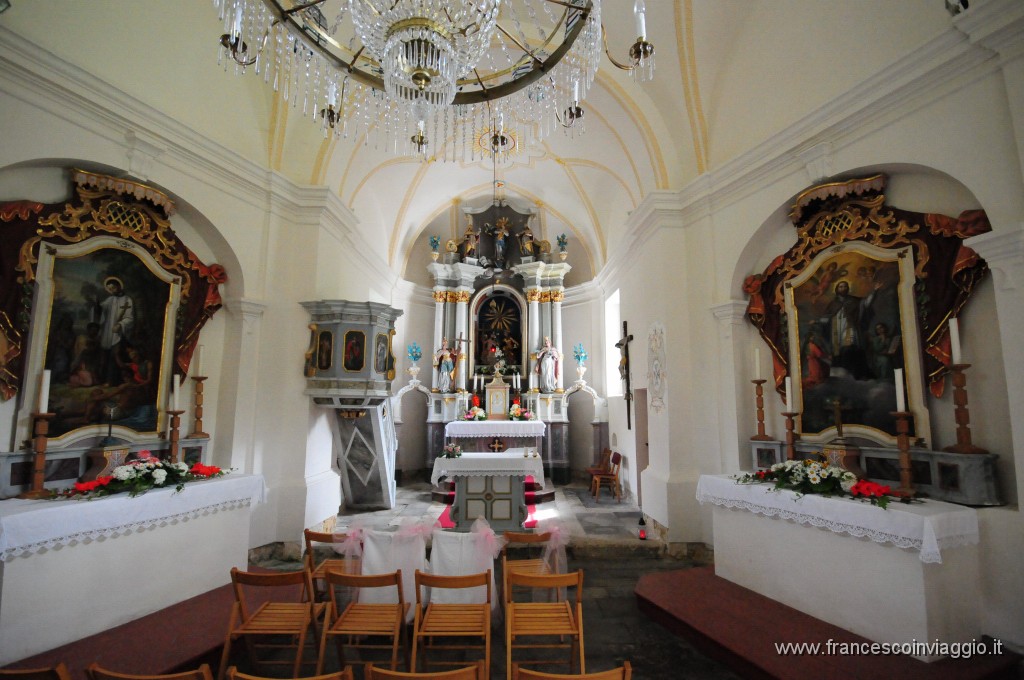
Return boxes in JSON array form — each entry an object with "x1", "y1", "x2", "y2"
[{"x1": 636, "y1": 566, "x2": 1021, "y2": 680}]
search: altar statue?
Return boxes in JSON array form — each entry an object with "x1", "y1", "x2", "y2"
[
  {"x1": 433, "y1": 338, "x2": 458, "y2": 393},
  {"x1": 518, "y1": 225, "x2": 534, "y2": 256},
  {"x1": 535, "y1": 337, "x2": 560, "y2": 393},
  {"x1": 461, "y1": 219, "x2": 478, "y2": 260}
]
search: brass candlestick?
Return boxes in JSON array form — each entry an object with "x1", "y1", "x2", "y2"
[
  {"x1": 167, "y1": 410, "x2": 185, "y2": 464},
  {"x1": 18, "y1": 412, "x2": 55, "y2": 499},
  {"x1": 750, "y1": 380, "x2": 772, "y2": 441},
  {"x1": 943, "y1": 363, "x2": 988, "y2": 455},
  {"x1": 187, "y1": 376, "x2": 210, "y2": 439},
  {"x1": 782, "y1": 411, "x2": 799, "y2": 461},
  {"x1": 892, "y1": 411, "x2": 916, "y2": 497}
]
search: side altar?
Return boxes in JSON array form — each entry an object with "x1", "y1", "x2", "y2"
[
  {"x1": 0, "y1": 474, "x2": 266, "y2": 665},
  {"x1": 697, "y1": 474, "x2": 981, "y2": 660}
]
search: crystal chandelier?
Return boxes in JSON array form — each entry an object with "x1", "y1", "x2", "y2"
[{"x1": 214, "y1": 0, "x2": 653, "y2": 161}]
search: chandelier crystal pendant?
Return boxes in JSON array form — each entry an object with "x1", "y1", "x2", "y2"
[{"x1": 212, "y1": 0, "x2": 651, "y2": 161}]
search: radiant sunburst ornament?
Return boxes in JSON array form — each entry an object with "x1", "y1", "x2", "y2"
[{"x1": 483, "y1": 298, "x2": 515, "y2": 334}]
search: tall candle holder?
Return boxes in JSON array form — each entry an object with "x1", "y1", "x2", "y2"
[
  {"x1": 167, "y1": 409, "x2": 185, "y2": 464},
  {"x1": 187, "y1": 376, "x2": 210, "y2": 439},
  {"x1": 18, "y1": 412, "x2": 55, "y2": 499},
  {"x1": 892, "y1": 410, "x2": 916, "y2": 497},
  {"x1": 942, "y1": 363, "x2": 988, "y2": 455},
  {"x1": 750, "y1": 380, "x2": 772, "y2": 441},
  {"x1": 782, "y1": 411, "x2": 799, "y2": 460}
]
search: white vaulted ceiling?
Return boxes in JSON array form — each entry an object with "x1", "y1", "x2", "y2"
[{"x1": 2, "y1": 0, "x2": 954, "y2": 285}]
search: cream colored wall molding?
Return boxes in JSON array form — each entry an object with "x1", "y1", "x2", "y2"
[
  {"x1": 967, "y1": 224, "x2": 1024, "y2": 292},
  {"x1": 955, "y1": 0, "x2": 1024, "y2": 60},
  {"x1": 595, "y1": 189, "x2": 684, "y2": 294}
]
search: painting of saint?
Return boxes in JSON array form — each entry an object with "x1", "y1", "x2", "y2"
[
  {"x1": 43, "y1": 247, "x2": 172, "y2": 437},
  {"x1": 789, "y1": 247, "x2": 909, "y2": 439},
  {"x1": 374, "y1": 333, "x2": 388, "y2": 374},
  {"x1": 343, "y1": 330, "x2": 364, "y2": 372},
  {"x1": 317, "y1": 331, "x2": 333, "y2": 371}
]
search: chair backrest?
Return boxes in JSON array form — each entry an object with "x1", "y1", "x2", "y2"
[
  {"x1": 414, "y1": 569, "x2": 491, "y2": 607},
  {"x1": 86, "y1": 663, "x2": 214, "y2": 680},
  {"x1": 323, "y1": 569, "x2": 404, "y2": 615},
  {"x1": 303, "y1": 529, "x2": 344, "y2": 569},
  {"x1": 513, "y1": 661, "x2": 631, "y2": 680},
  {"x1": 501, "y1": 530, "x2": 552, "y2": 554},
  {"x1": 361, "y1": 529, "x2": 428, "y2": 620},
  {"x1": 229, "y1": 567, "x2": 316, "y2": 620},
  {"x1": 364, "y1": 662, "x2": 481, "y2": 680},
  {"x1": 588, "y1": 449, "x2": 612, "y2": 473},
  {"x1": 227, "y1": 667, "x2": 353, "y2": 680},
  {"x1": 607, "y1": 452, "x2": 622, "y2": 478},
  {"x1": 0, "y1": 664, "x2": 72, "y2": 680},
  {"x1": 505, "y1": 569, "x2": 583, "y2": 606}
]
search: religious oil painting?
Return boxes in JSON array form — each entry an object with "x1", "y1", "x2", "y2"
[
  {"x1": 374, "y1": 333, "x2": 388, "y2": 374},
  {"x1": 316, "y1": 331, "x2": 334, "y2": 372},
  {"x1": 38, "y1": 243, "x2": 176, "y2": 440},
  {"x1": 785, "y1": 243, "x2": 929, "y2": 445},
  {"x1": 342, "y1": 330, "x2": 365, "y2": 372}
]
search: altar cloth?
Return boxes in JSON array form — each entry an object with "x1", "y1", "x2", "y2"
[
  {"x1": 0, "y1": 473, "x2": 267, "y2": 561},
  {"x1": 431, "y1": 451, "x2": 545, "y2": 488},
  {"x1": 444, "y1": 420, "x2": 546, "y2": 439},
  {"x1": 696, "y1": 474, "x2": 978, "y2": 563}
]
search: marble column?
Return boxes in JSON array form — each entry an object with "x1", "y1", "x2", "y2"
[
  {"x1": 551, "y1": 289, "x2": 565, "y2": 391},
  {"x1": 454, "y1": 288, "x2": 471, "y2": 391},
  {"x1": 431, "y1": 289, "x2": 446, "y2": 391}
]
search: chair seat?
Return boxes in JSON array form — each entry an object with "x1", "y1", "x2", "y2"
[
  {"x1": 505, "y1": 558, "x2": 549, "y2": 577},
  {"x1": 312, "y1": 558, "x2": 357, "y2": 581},
  {"x1": 508, "y1": 602, "x2": 578, "y2": 636},
  {"x1": 331, "y1": 602, "x2": 408, "y2": 635},
  {"x1": 420, "y1": 603, "x2": 490, "y2": 635},
  {"x1": 235, "y1": 602, "x2": 324, "y2": 634}
]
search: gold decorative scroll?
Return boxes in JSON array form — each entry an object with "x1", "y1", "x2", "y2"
[{"x1": 72, "y1": 168, "x2": 176, "y2": 217}]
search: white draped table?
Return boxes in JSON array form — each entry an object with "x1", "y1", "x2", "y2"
[
  {"x1": 444, "y1": 419, "x2": 546, "y2": 439},
  {"x1": 432, "y1": 451, "x2": 543, "y2": 531},
  {"x1": 0, "y1": 474, "x2": 266, "y2": 664},
  {"x1": 696, "y1": 474, "x2": 983, "y2": 659}
]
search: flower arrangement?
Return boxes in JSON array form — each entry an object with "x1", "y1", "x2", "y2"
[
  {"x1": 464, "y1": 406, "x2": 487, "y2": 421},
  {"x1": 508, "y1": 404, "x2": 534, "y2": 421},
  {"x1": 492, "y1": 348, "x2": 507, "y2": 376},
  {"x1": 428, "y1": 235, "x2": 441, "y2": 252},
  {"x1": 407, "y1": 342, "x2": 423, "y2": 363},
  {"x1": 61, "y1": 454, "x2": 228, "y2": 499},
  {"x1": 738, "y1": 457, "x2": 893, "y2": 509},
  {"x1": 441, "y1": 443, "x2": 462, "y2": 458},
  {"x1": 572, "y1": 343, "x2": 587, "y2": 365}
]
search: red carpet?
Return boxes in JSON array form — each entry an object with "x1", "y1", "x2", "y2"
[
  {"x1": 437, "y1": 475, "x2": 539, "y2": 529},
  {"x1": 636, "y1": 566, "x2": 1021, "y2": 680}
]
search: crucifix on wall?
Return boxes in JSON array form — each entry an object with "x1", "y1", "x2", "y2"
[{"x1": 615, "y1": 321, "x2": 634, "y2": 429}]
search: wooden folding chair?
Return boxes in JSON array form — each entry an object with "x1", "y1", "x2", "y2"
[
  {"x1": 505, "y1": 570, "x2": 585, "y2": 680},
  {"x1": 512, "y1": 662, "x2": 631, "y2": 680},
  {"x1": 1, "y1": 664, "x2": 73, "y2": 680},
  {"x1": 316, "y1": 569, "x2": 410, "y2": 673},
  {"x1": 590, "y1": 452, "x2": 622, "y2": 502},
  {"x1": 217, "y1": 567, "x2": 325, "y2": 680},
  {"x1": 501, "y1": 531, "x2": 553, "y2": 602},
  {"x1": 364, "y1": 664, "x2": 482, "y2": 680},
  {"x1": 304, "y1": 529, "x2": 360, "y2": 601},
  {"x1": 226, "y1": 666, "x2": 353, "y2": 680},
  {"x1": 410, "y1": 570, "x2": 491, "y2": 675},
  {"x1": 585, "y1": 449, "x2": 611, "y2": 486},
  {"x1": 86, "y1": 664, "x2": 213, "y2": 680}
]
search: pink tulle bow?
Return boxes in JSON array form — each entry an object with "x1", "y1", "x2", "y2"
[
  {"x1": 396, "y1": 517, "x2": 438, "y2": 539},
  {"x1": 335, "y1": 526, "x2": 364, "y2": 558},
  {"x1": 538, "y1": 520, "x2": 568, "y2": 574},
  {"x1": 470, "y1": 517, "x2": 507, "y2": 559}
]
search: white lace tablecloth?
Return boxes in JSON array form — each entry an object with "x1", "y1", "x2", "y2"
[
  {"x1": 444, "y1": 420, "x2": 546, "y2": 438},
  {"x1": 431, "y1": 451, "x2": 545, "y2": 487},
  {"x1": 696, "y1": 474, "x2": 978, "y2": 564},
  {"x1": 0, "y1": 473, "x2": 266, "y2": 561}
]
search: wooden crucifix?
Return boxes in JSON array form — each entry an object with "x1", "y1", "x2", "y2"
[{"x1": 615, "y1": 321, "x2": 634, "y2": 429}]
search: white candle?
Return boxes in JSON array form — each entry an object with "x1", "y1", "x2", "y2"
[
  {"x1": 173, "y1": 375, "x2": 181, "y2": 411},
  {"x1": 233, "y1": 6, "x2": 243, "y2": 36},
  {"x1": 37, "y1": 369, "x2": 51, "y2": 413},
  {"x1": 754, "y1": 348, "x2": 761, "y2": 379},
  {"x1": 195, "y1": 345, "x2": 204, "y2": 376},
  {"x1": 894, "y1": 368, "x2": 906, "y2": 412},
  {"x1": 949, "y1": 318, "x2": 962, "y2": 364},
  {"x1": 784, "y1": 376, "x2": 792, "y2": 410},
  {"x1": 573, "y1": 80, "x2": 579, "y2": 103},
  {"x1": 634, "y1": 0, "x2": 647, "y2": 38}
]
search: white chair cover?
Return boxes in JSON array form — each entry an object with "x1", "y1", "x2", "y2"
[
  {"x1": 428, "y1": 518, "x2": 505, "y2": 611},
  {"x1": 359, "y1": 524, "x2": 431, "y2": 622}
]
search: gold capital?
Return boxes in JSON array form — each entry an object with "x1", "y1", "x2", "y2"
[{"x1": 433, "y1": 291, "x2": 447, "y2": 303}]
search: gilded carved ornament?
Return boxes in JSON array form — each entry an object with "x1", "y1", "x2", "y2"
[
  {"x1": 526, "y1": 289, "x2": 542, "y2": 302},
  {"x1": 550, "y1": 290, "x2": 564, "y2": 302},
  {"x1": 539, "y1": 291, "x2": 552, "y2": 303},
  {"x1": 433, "y1": 290, "x2": 448, "y2": 303}
]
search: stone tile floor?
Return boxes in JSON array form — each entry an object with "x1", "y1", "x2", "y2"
[{"x1": 256, "y1": 481, "x2": 740, "y2": 679}]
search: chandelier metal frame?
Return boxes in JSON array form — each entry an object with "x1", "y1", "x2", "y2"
[{"x1": 214, "y1": 0, "x2": 651, "y2": 161}]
